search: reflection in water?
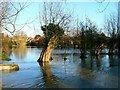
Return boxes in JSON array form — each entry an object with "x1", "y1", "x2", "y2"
[
  {"x1": 109, "y1": 55, "x2": 118, "y2": 67},
  {"x1": 100, "y1": 55, "x2": 110, "y2": 71},
  {"x1": 80, "y1": 56, "x2": 95, "y2": 71},
  {"x1": 12, "y1": 46, "x2": 27, "y2": 60},
  {"x1": 80, "y1": 55, "x2": 119, "y2": 72},
  {"x1": 96, "y1": 55, "x2": 101, "y2": 67},
  {"x1": 1, "y1": 48, "x2": 119, "y2": 88},
  {"x1": 39, "y1": 62, "x2": 58, "y2": 88}
]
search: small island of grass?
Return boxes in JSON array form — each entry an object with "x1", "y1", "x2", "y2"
[{"x1": 0, "y1": 52, "x2": 11, "y2": 61}]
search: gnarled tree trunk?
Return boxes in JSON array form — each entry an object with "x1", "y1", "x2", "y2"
[
  {"x1": 38, "y1": 35, "x2": 57, "y2": 63},
  {"x1": 108, "y1": 44, "x2": 117, "y2": 55},
  {"x1": 95, "y1": 43, "x2": 104, "y2": 55}
]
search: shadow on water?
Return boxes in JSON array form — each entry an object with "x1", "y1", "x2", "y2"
[
  {"x1": 37, "y1": 62, "x2": 74, "y2": 88},
  {"x1": 109, "y1": 55, "x2": 118, "y2": 67},
  {"x1": 11, "y1": 46, "x2": 28, "y2": 60},
  {"x1": 80, "y1": 55, "x2": 119, "y2": 71},
  {"x1": 38, "y1": 62, "x2": 59, "y2": 88},
  {"x1": 1, "y1": 48, "x2": 119, "y2": 88},
  {"x1": 95, "y1": 55, "x2": 101, "y2": 68},
  {"x1": 79, "y1": 55, "x2": 119, "y2": 88}
]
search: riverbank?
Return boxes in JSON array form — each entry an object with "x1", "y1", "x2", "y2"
[{"x1": 0, "y1": 52, "x2": 11, "y2": 61}]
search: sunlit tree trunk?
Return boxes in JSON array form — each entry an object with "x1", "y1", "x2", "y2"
[
  {"x1": 108, "y1": 48, "x2": 114, "y2": 55},
  {"x1": 95, "y1": 43, "x2": 104, "y2": 55},
  {"x1": 108, "y1": 43, "x2": 117, "y2": 55},
  {"x1": 38, "y1": 35, "x2": 57, "y2": 62}
]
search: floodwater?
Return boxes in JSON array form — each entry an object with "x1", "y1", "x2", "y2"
[{"x1": 0, "y1": 46, "x2": 119, "y2": 88}]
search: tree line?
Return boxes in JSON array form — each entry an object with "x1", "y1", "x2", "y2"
[{"x1": 0, "y1": 1, "x2": 119, "y2": 62}]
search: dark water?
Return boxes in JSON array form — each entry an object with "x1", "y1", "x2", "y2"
[{"x1": 0, "y1": 47, "x2": 119, "y2": 88}]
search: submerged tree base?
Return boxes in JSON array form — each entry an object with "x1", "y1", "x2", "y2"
[
  {"x1": 0, "y1": 52, "x2": 11, "y2": 61},
  {"x1": 80, "y1": 53, "x2": 87, "y2": 59},
  {"x1": 37, "y1": 59, "x2": 49, "y2": 63}
]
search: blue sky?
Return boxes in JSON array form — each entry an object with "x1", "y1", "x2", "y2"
[{"x1": 9, "y1": 1, "x2": 118, "y2": 37}]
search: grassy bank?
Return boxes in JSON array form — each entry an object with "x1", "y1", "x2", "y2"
[{"x1": 0, "y1": 52, "x2": 11, "y2": 61}]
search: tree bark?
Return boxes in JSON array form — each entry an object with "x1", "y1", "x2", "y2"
[
  {"x1": 108, "y1": 47, "x2": 114, "y2": 55},
  {"x1": 108, "y1": 44, "x2": 116, "y2": 55},
  {"x1": 95, "y1": 43, "x2": 104, "y2": 55},
  {"x1": 38, "y1": 35, "x2": 57, "y2": 63}
]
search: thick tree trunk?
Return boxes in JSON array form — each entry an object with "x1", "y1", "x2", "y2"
[
  {"x1": 95, "y1": 47, "x2": 101, "y2": 55},
  {"x1": 118, "y1": 46, "x2": 120, "y2": 55},
  {"x1": 108, "y1": 43, "x2": 117, "y2": 55},
  {"x1": 42, "y1": 45, "x2": 53, "y2": 62},
  {"x1": 108, "y1": 48, "x2": 114, "y2": 55},
  {"x1": 38, "y1": 35, "x2": 57, "y2": 63},
  {"x1": 95, "y1": 43, "x2": 104, "y2": 55}
]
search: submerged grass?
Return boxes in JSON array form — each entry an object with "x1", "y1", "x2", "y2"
[{"x1": 0, "y1": 52, "x2": 11, "y2": 61}]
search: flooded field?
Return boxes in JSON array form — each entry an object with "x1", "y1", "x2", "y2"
[{"x1": 0, "y1": 47, "x2": 119, "y2": 88}]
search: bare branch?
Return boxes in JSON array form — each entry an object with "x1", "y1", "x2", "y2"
[
  {"x1": 0, "y1": 2, "x2": 30, "y2": 35},
  {"x1": 40, "y1": 1, "x2": 71, "y2": 29},
  {"x1": 96, "y1": 0, "x2": 110, "y2": 13}
]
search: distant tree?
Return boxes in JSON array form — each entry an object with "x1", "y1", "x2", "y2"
[
  {"x1": 0, "y1": 2, "x2": 29, "y2": 54},
  {"x1": 95, "y1": 33, "x2": 108, "y2": 55},
  {"x1": 34, "y1": 35, "x2": 41, "y2": 39},
  {"x1": 77, "y1": 18, "x2": 99, "y2": 57},
  {"x1": 117, "y1": 1, "x2": 120, "y2": 54},
  {"x1": 12, "y1": 31, "x2": 27, "y2": 47},
  {"x1": 59, "y1": 34, "x2": 73, "y2": 49},
  {"x1": 104, "y1": 14, "x2": 118, "y2": 55},
  {"x1": 2, "y1": 34, "x2": 12, "y2": 53}
]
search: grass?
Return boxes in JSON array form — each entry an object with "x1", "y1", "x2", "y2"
[{"x1": 0, "y1": 52, "x2": 11, "y2": 61}]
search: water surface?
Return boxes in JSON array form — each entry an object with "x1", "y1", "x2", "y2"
[{"x1": 1, "y1": 47, "x2": 119, "y2": 88}]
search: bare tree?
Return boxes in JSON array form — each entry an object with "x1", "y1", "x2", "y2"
[
  {"x1": 38, "y1": 1, "x2": 71, "y2": 63},
  {"x1": 117, "y1": 1, "x2": 120, "y2": 54},
  {"x1": 104, "y1": 14, "x2": 117, "y2": 55},
  {"x1": 0, "y1": 2, "x2": 28, "y2": 35},
  {"x1": 0, "y1": 1, "x2": 29, "y2": 55},
  {"x1": 95, "y1": 0, "x2": 110, "y2": 13}
]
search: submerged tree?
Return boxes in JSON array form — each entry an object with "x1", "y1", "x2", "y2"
[
  {"x1": 117, "y1": 1, "x2": 120, "y2": 54},
  {"x1": 38, "y1": 23, "x2": 64, "y2": 62},
  {"x1": 78, "y1": 18, "x2": 99, "y2": 57},
  {"x1": 105, "y1": 14, "x2": 118, "y2": 55},
  {"x1": 95, "y1": 33, "x2": 108, "y2": 55},
  {"x1": 38, "y1": 2, "x2": 71, "y2": 63}
]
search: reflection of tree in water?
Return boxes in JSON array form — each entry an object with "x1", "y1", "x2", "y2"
[
  {"x1": 80, "y1": 55, "x2": 112, "y2": 71},
  {"x1": 96, "y1": 55, "x2": 109, "y2": 71},
  {"x1": 109, "y1": 55, "x2": 118, "y2": 67},
  {"x1": 12, "y1": 46, "x2": 27, "y2": 60},
  {"x1": 80, "y1": 56, "x2": 94, "y2": 71},
  {"x1": 96, "y1": 55, "x2": 101, "y2": 68},
  {"x1": 38, "y1": 63, "x2": 59, "y2": 88},
  {"x1": 95, "y1": 55, "x2": 118, "y2": 71}
]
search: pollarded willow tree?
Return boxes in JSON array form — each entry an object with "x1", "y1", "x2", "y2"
[
  {"x1": 105, "y1": 14, "x2": 118, "y2": 55},
  {"x1": 37, "y1": 1, "x2": 71, "y2": 63}
]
